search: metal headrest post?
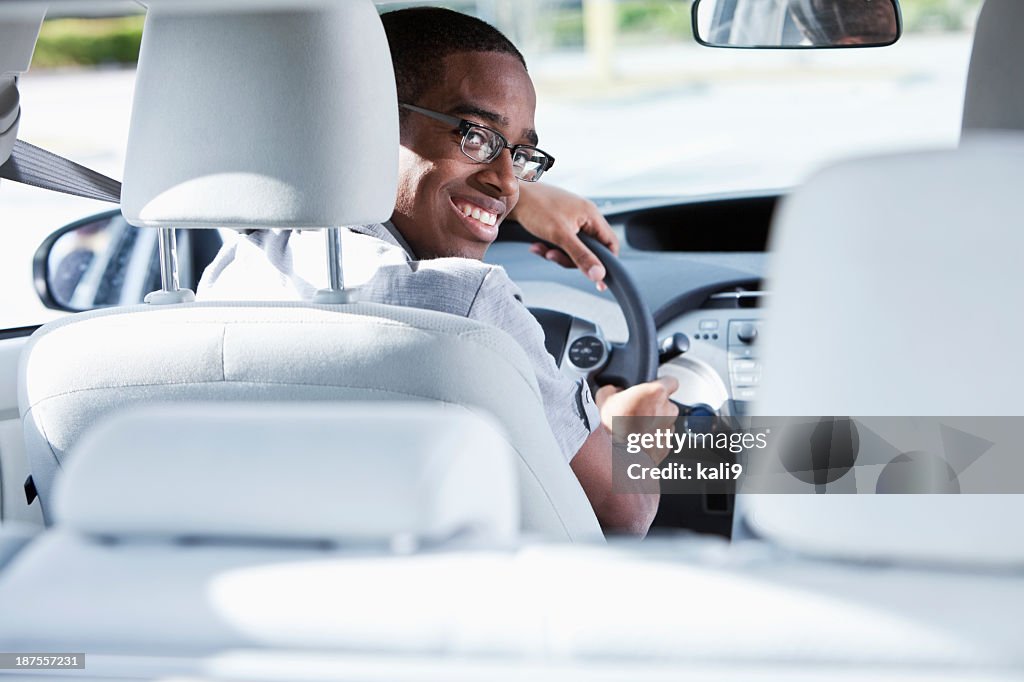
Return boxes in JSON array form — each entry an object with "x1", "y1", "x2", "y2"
[
  {"x1": 312, "y1": 227, "x2": 359, "y2": 304},
  {"x1": 144, "y1": 227, "x2": 195, "y2": 305}
]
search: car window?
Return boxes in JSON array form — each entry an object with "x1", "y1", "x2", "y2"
[
  {"x1": 0, "y1": 1, "x2": 982, "y2": 329},
  {"x1": 3, "y1": 15, "x2": 139, "y2": 330}
]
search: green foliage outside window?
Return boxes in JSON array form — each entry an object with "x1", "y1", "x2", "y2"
[{"x1": 30, "y1": 16, "x2": 143, "y2": 68}]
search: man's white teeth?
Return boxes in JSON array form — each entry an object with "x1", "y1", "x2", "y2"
[{"x1": 460, "y1": 203, "x2": 497, "y2": 226}]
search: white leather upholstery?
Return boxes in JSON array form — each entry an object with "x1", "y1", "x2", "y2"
[
  {"x1": 747, "y1": 136, "x2": 1024, "y2": 565},
  {"x1": 54, "y1": 403, "x2": 518, "y2": 545},
  {"x1": 962, "y1": 0, "x2": 1024, "y2": 134},
  {"x1": 122, "y1": 0, "x2": 398, "y2": 229},
  {"x1": 2, "y1": 534, "x2": 1023, "y2": 671},
  {"x1": 0, "y1": 522, "x2": 36, "y2": 570},
  {"x1": 19, "y1": 302, "x2": 603, "y2": 541}
]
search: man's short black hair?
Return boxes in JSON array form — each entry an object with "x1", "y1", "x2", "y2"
[{"x1": 381, "y1": 7, "x2": 527, "y2": 106}]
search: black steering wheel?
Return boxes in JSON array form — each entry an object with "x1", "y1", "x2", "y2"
[{"x1": 529, "y1": 234, "x2": 657, "y2": 388}]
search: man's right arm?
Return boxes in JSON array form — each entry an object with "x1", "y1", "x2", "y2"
[
  {"x1": 570, "y1": 426, "x2": 658, "y2": 536},
  {"x1": 572, "y1": 376, "x2": 679, "y2": 537},
  {"x1": 466, "y1": 265, "x2": 677, "y2": 536}
]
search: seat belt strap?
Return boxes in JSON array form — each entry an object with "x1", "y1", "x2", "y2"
[{"x1": 0, "y1": 139, "x2": 121, "y2": 203}]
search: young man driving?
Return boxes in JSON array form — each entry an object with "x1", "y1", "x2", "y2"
[{"x1": 200, "y1": 8, "x2": 678, "y2": 536}]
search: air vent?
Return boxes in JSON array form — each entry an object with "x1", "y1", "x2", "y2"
[
  {"x1": 706, "y1": 284, "x2": 767, "y2": 309},
  {"x1": 624, "y1": 195, "x2": 778, "y2": 252}
]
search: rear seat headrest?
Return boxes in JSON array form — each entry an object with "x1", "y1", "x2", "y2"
[{"x1": 54, "y1": 403, "x2": 518, "y2": 546}]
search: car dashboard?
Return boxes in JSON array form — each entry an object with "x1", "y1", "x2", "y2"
[
  {"x1": 488, "y1": 192, "x2": 775, "y2": 414},
  {"x1": 486, "y1": 192, "x2": 777, "y2": 537}
]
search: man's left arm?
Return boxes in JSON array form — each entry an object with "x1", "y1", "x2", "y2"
[{"x1": 509, "y1": 182, "x2": 618, "y2": 292}]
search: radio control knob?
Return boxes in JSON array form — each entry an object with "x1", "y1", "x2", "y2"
[{"x1": 736, "y1": 323, "x2": 758, "y2": 344}]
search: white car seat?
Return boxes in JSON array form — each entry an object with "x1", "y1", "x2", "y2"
[
  {"x1": 20, "y1": 302, "x2": 600, "y2": 540},
  {"x1": 0, "y1": 403, "x2": 524, "y2": 653},
  {"x1": 16, "y1": 0, "x2": 602, "y2": 542},
  {"x1": 3, "y1": 405, "x2": 1024, "y2": 675},
  {"x1": 742, "y1": 135, "x2": 1024, "y2": 565},
  {"x1": 737, "y1": 0, "x2": 1024, "y2": 563}
]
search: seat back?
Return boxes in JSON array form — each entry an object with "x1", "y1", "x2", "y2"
[
  {"x1": 744, "y1": 136, "x2": 1024, "y2": 565},
  {"x1": 0, "y1": 402, "x2": 523, "y2": 655},
  {"x1": 20, "y1": 303, "x2": 602, "y2": 540}
]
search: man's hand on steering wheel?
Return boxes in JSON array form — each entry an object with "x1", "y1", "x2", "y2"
[
  {"x1": 596, "y1": 377, "x2": 680, "y2": 429},
  {"x1": 509, "y1": 182, "x2": 619, "y2": 292},
  {"x1": 596, "y1": 377, "x2": 680, "y2": 466}
]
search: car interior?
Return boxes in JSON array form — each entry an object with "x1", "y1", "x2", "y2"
[{"x1": 0, "y1": 0, "x2": 1022, "y2": 679}]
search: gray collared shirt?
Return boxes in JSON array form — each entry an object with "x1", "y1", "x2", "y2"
[{"x1": 199, "y1": 224, "x2": 599, "y2": 461}]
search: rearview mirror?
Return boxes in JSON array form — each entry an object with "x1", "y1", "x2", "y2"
[{"x1": 692, "y1": 0, "x2": 901, "y2": 49}]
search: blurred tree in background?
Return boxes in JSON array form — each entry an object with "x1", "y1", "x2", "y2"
[
  {"x1": 900, "y1": 0, "x2": 983, "y2": 31},
  {"x1": 32, "y1": 16, "x2": 143, "y2": 68}
]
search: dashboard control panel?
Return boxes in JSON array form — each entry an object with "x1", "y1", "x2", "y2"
[
  {"x1": 727, "y1": 319, "x2": 762, "y2": 401},
  {"x1": 659, "y1": 310, "x2": 763, "y2": 408}
]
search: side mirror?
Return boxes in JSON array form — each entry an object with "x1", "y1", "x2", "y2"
[
  {"x1": 33, "y1": 210, "x2": 207, "y2": 312},
  {"x1": 693, "y1": 0, "x2": 901, "y2": 49}
]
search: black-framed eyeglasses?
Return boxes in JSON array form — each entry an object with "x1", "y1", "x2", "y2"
[{"x1": 399, "y1": 102, "x2": 555, "y2": 182}]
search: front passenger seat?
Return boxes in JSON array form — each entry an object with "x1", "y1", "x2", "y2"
[{"x1": 739, "y1": 135, "x2": 1024, "y2": 565}]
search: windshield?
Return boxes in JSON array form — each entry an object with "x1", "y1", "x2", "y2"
[
  {"x1": 1, "y1": 0, "x2": 982, "y2": 328},
  {"x1": 520, "y1": 0, "x2": 980, "y2": 197}
]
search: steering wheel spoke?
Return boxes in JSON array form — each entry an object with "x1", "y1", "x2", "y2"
[{"x1": 595, "y1": 341, "x2": 634, "y2": 387}]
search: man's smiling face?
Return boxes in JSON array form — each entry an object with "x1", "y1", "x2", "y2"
[{"x1": 391, "y1": 51, "x2": 538, "y2": 260}]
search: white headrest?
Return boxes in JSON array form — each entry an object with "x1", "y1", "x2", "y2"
[
  {"x1": 121, "y1": 0, "x2": 398, "y2": 229},
  {"x1": 962, "y1": 0, "x2": 1024, "y2": 134},
  {"x1": 747, "y1": 136, "x2": 1024, "y2": 566},
  {"x1": 0, "y1": 7, "x2": 42, "y2": 76},
  {"x1": 761, "y1": 136, "x2": 1024, "y2": 416},
  {"x1": 54, "y1": 403, "x2": 518, "y2": 545},
  {"x1": 0, "y1": 7, "x2": 43, "y2": 165}
]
